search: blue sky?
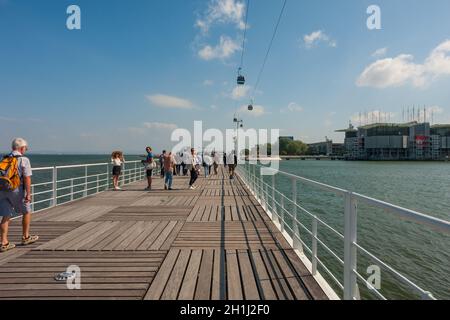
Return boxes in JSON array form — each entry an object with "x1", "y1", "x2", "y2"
[{"x1": 1, "y1": 0, "x2": 450, "y2": 153}]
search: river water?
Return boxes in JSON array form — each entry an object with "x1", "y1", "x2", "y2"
[{"x1": 273, "y1": 160, "x2": 450, "y2": 299}]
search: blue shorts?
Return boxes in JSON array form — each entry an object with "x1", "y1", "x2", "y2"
[{"x1": 0, "y1": 189, "x2": 31, "y2": 217}]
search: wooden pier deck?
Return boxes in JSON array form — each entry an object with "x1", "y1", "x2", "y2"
[{"x1": 0, "y1": 167, "x2": 328, "y2": 300}]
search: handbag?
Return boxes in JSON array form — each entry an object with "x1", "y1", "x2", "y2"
[{"x1": 146, "y1": 161, "x2": 157, "y2": 170}]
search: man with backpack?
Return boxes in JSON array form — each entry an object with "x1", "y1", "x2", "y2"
[{"x1": 0, "y1": 138, "x2": 39, "y2": 253}]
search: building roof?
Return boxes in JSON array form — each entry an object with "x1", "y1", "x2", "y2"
[
  {"x1": 335, "y1": 128, "x2": 357, "y2": 133},
  {"x1": 358, "y1": 122, "x2": 419, "y2": 130},
  {"x1": 431, "y1": 124, "x2": 450, "y2": 129}
]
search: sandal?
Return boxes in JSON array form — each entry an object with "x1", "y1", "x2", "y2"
[
  {"x1": 0, "y1": 242, "x2": 16, "y2": 253},
  {"x1": 22, "y1": 235, "x2": 39, "y2": 246}
]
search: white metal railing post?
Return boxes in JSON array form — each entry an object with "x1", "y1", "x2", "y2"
[
  {"x1": 96, "y1": 175, "x2": 99, "y2": 193},
  {"x1": 344, "y1": 192, "x2": 359, "y2": 300},
  {"x1": 280, "y1": 195, "x2": 285, "y2": 232},
  {"x1": 52, "y1": 166, "x2": 57, "y2": 207},
  {"x1": 253, "y1": 164, "x2": 256, "y2": 191},
  {"x1": 292, "y1": 178, "x2": 303, "y2": 252},
  {"x1": 134, "y1": 162, "x2": 137, "y2": 182},
  {"x1": 70, "y1": 179, "x2": 74, "y2": 201},
  {"x1": 31, "y1": 185, "x2": 35, "y2": 212},
  {"x1": 312, "y1": 216, "x2": 318, "y2": 276},
  {"x1": 106, "y1": 164, "x2": 109, "y2": 190},
  {"x1": 84, "y1": 166, "x2": 88, "y2": 197},
  {"x1": 271, "y1": 175, "x2": 280, "y2": 225}
]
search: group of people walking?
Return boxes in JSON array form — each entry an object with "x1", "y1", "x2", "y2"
[{"x1": 111, "y1": 147, "x2": 238, "y2": 191}]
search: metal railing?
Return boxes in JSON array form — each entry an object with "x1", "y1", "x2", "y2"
[
  {"x1": 29, "y1": 160, "x2": 159, "y2": 213},
  {"x1": 236, "y1": 162, "x2": 450, "y2": 300}
]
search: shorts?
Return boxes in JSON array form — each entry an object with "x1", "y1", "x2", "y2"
[
  {"x1": 0, "y1": 189, "x2": 31, "y2": 217},
  {"x1": 146, "y1": 169, "x2": 153, "y2": 177},
  {"x1": 112, "y1": 166, "x2": 122, "y2": 176}
]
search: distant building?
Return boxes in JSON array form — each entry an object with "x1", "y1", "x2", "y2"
[
  {"x1": 336, "y1": 122, "x2": 450, "y2": 160},
  {"x1": 308, "y1": 139, "x2": 344, "y2": 156}
]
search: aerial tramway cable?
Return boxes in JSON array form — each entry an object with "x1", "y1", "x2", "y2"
[
  {"x1": 250, "y1": 0, "x2": 288, "y2": 106},
  {"x1": 237, "y1": 0, "x2": 250, "y2": 86}
]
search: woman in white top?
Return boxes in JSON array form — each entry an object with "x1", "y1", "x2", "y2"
[{"x1": 111, "y1": 151, "x2": 125, "y2": 190}]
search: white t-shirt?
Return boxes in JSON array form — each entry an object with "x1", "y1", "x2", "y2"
[
  {"x1": 111, "y1": 158, "x2": 123, "y2": 166},
  {"x1": 11, "y1": 150, "x2": 32, "y2": 178},
  {"x1": 204, "y1": 155, "x2": 213, "y2": 166}
]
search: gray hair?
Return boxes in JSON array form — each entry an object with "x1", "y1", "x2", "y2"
[{"x1": 12, "y1": 138, "x2": 28, "y2": 150}]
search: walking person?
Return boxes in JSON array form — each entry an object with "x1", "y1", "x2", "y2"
[
  {"x1": 227, "y1": 151, "x2": 237, "y2": 179},
  {"x1": 174, "y1": 152, "x2": 182, "y2": 176},
  {"x1": 159, "y1": 151, "x2": 166, "y2": 178},
  {"x1": 0, "y1": 138, "x2": 39, "y2": 253},
  {"x1": 164, "y1": 152, "x2": 176, "y2": 190},
  {"x1": 212, "y1": 151, "x2": 219, "y2": 175},
  {"x1": 111, "y1": 151, "x2": 125, "y2": 191},
  {"x1": 188, "y1": 148, "x2": 200, "y2": 190},
  {"x1": 203, "y1": 152, "x2": 212, "y2": 178},
  {"x1": 144, "y1": 147, "x2": 156, "y2": 190}
]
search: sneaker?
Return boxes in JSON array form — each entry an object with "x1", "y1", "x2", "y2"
[
  {"x1": 189, "y1": 186, "x2": 195, "y2": 190},
  {"x1": 168, "y1": 188, "x2": 173, "y2": 191},
  {"x1": 145, "y1": 187, "x2": 152, "y2": 191}
]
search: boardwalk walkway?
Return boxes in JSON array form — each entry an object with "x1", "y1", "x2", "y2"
[{"x1": 0, "y1": 167, "x2": 328, "y2": 300}]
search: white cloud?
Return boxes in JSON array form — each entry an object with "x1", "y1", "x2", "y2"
[
  {"x1": 281, "y1": 102, "x2": 304, "y2": 113},
  {"x1": 146, "y1": 94, "x2": 194, "y2": 109},
  {"x1": 230, "y1": 85, "x2": 250, "y2": 100},
  {"x1": 303, "y1": 30, "x2": 337, "y2": 49},
  {"x1": 357, "y1": 40, "x2": 450, "y2": 89},
  {"x1": 143, "y1": 122, "x2": 178, "y2": 130},
  {"x1": 372, "y1": 47, "x2": 388, "y2": 58},
  {"x1": 424, "y1": 40, "x2": 450, "y2": 77},
  {"x1": 198, "y1": 36, "x2": 240, "y2": 61},
  {"x1": 239, "y1": 104, "x2": 266, "y2": 117},
  {"x1": 128, "y1": 122, "x2": 178, "y2": 136},
  {"x1": 196, "y1": 0, "x2": 246, "y2": 34},
  {"x1": 203, "y1": 80, "x2": 214, "y2": 86},
  {"x1": 289, "y1": 103, "x2": 304, "y2": 112}
]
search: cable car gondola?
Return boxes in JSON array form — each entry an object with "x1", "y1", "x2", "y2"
[
  {"x1": 237, "y1": 68, "x2": 245, "y2": 86},
  {"x1": 248, "y1": 100, "x2": 254, "y2": 111}
]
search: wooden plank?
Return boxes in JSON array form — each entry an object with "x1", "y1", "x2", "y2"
[
  {"x1": 178, "y1": 250, "x2": 202, "y2": 300},
  {"x1": 144, "y1": 249, "x2": 180, "y2": 300},
  {"x1": 159, "y1": 221, "x2": 184, "y2": 251},
  {"x1": 37, "y1": 222, "x2": 101, "y2": 250},
  {"x1": 136, "y1": 221, "x2": 168, "y2": 251},
  {"x1": 270, "y1": 249, "x2": 309, "y2": 300},
  {"x1": 237, "y1": 250, "x2": 260, "y2": 300},
  {"x1": 100, "y1": 221, "x2": 140, "y2": 251},
  {"x1": 160, "y1": 250, "x2": 191, "y2": 300},
  {"x1": 226, "y1": 250, "x2": 243, "y2": 300},
  {"x1": 125, "y1": 221, "x2": 158, "y2": 250},
  {"x1": 250, "y1": 250, "x2": 278, "y2": 300},
  {"x1": 149, "y1": 221, "x2": 177, "y2": 250},
  {"x1": 211, "y1": 249, "x2": 223, "y2": 300},
  {"x1": 194, "y1": 250, "x2": 213, "y2": 300}
]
